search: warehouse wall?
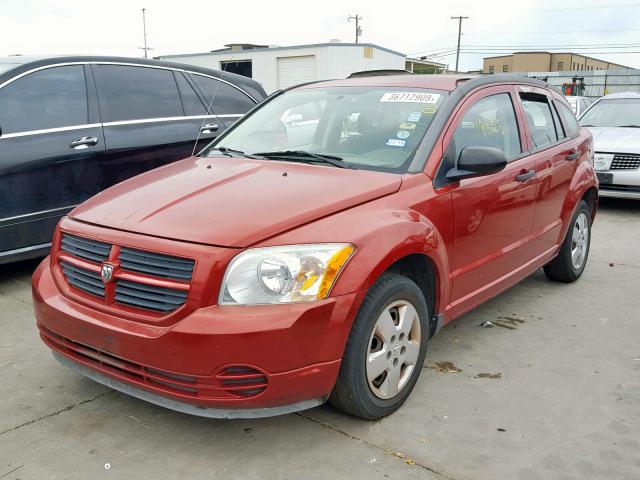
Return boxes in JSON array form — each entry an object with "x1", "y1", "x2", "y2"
[
  {"x1": 159, "y1": 45, "x2": 405, "y2": 94},
  {"x1": 526, "y1": 70, "x2": 640, "y2": 99}
]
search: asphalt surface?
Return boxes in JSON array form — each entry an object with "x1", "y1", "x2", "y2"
[{"x1": 1, "y1": 198, "x2": 639, "y2": 480}]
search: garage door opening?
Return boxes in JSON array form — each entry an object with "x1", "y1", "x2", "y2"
[
  {"x1": 277, "y1": 55, "x2": 316, "y2": 90},
  {"x1": 220, "y1": 60, "x2": 253, "y2": 78}
]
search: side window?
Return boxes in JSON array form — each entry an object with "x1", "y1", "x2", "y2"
[
  {"x1": 175, "y1": 72, "x2": 206, "y2": 116},
  {"x1": 190, "y1": 74, "x2": 255, "y2": 114},
  {"x1": 520, "y1": 93, "x2": 559, "y2": 149},
  {"x1": 450, "y1": 93, "x2": 522, "y2": 162},
  {"x1": 0, "y1": 65, "x2": 88, "y2": 134},
  {"x1": 555, "y1": 101, "x2": 580, "y2": 137},
  {"x1": 96, "y1": 65, "x2": 183, "y2": 121}
]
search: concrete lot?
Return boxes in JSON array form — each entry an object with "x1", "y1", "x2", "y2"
[{"x1": 1, "y1": 198, "x2": 639, "y2": 480}]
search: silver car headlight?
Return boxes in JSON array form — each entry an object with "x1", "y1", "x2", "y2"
[{"x1": 219, "y1": 244, "x2": 355, "y2": 305}]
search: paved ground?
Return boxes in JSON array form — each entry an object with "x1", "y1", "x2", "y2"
[{"x1": 1, "y1": 198, "x2": 639, "y2": 480}]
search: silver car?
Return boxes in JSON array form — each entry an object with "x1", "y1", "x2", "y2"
[
  {"x1": 579, "y1": 92, "x2": 640, "y2": 199},
  {"x1": 566, "y1": 95, "x2": 593, "y2": 117}
]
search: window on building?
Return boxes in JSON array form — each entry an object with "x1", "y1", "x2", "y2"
[
  {"x1": 488, "y1": 65, "x2": 495, "y2": 74},
  {"x1": 96, "y1": 65, "x2": 183, "y2": 121},
  {"x1": 450, "y1": 93, "x2": 522, "y2": 162},
  {"x1": 0, "y1": 65, "x2": 88, "y2": 134},
  {"x1": 557, "y1": 61, "x2": 564, "y2": 71},
  {"x1": 503, "y1": 65, "x2": 509, "y2": 72},
  {"x1": 220, "y1": 60, "x2": 253, "y2": 78},
  {"x1": 572, "y1": 62, "x2": 576, "y2": 70},
  {"x1": 520, "y1": 93, "x2": 559, "y2": 149}
]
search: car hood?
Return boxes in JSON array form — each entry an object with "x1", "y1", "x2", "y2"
[
  {"x1": 586, "y1": 127, "x2": 640, "y2": 154},
  {"x1": 71, "y1": 157, "x2": 402, "y2": 247}
]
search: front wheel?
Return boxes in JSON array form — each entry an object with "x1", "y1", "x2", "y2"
[
  {"x1": 544, "y1": 200, "x2": 592, "y2": 282},
  {"x1": 329, "y1": 273, "x2": 429, "y2": 419}
]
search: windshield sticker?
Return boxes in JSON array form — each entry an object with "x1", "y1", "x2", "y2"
[
  {"x1": 386, "y1": 138, "x2": 406, "y2": 147},
  {"x1": 399, "y1": 123, "x2": 416, "y2": 130},
  {"x1": 422, "y1": 105, "x2": 438, "y2": 114},
  {"x1": 396, "y1": 130, "x2": 411, "y2": 139},
  {"x1": 407, "y1": 112, "x2": 422, "y2": 122},
  {"x1": 380, "y1": 92, "x2": 441, "y2": 104}
]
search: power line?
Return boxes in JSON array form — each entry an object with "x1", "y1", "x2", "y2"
[
  {"x1": 464, "y1": 28, "x2": 640, "y2": 36},
  {"x1": 528, "y1": 2, "x2": 640, "y2": 11}
]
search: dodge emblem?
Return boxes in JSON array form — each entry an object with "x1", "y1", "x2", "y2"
[{"x1": 101, "y1": 263, "x2": 114, "y2": 284}]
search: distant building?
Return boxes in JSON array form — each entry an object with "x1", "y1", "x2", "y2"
[
  {"x1": 158, "y1": 42, "x2": 406, "y2": 93},
  {"x1": 405, "y1": 57, "x2": 447, "y2": 74},
  {"x1": 483, "y1": 52, "x2": 632, "y2": 74}
]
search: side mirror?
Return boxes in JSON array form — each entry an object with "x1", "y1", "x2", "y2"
[{"x1": 446, "y1": 146, "x2": 507, "y2": 182}]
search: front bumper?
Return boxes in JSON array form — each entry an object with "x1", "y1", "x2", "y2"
[
  {"x1": 33, "y1": 258, "x2": 362, "y2": 417},
  {"x1": 597, "y1": 170, "x2": 640, "y2": 200}
]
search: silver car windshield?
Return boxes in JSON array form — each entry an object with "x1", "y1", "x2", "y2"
[
  {"x1": 579, "y1": 98, "x2": 640, "y2": 127},
  {"x1": 202, "y1": 87, "x2": 447, "y2": 173}
]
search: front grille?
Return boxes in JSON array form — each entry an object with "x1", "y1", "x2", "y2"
[
  {"x1": 60, "y1": 261, "x2": 105, "y2": 298},
  {"x1": 115, "y1": 280, "x2": 188, "y2": 312},
  {"x1": 61, "y1": 233, "x2": 111, "y2": 263},
  {"x1": 119, "y1": 247, "x2": 195, "y2": 281},
  {"x1": 610, "y1": 154, "x2": 640, "y2": 170},
  {"x1": 58, "y1": 232, "x2": 194, "y2": 315}
]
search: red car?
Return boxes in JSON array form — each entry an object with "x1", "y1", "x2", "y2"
[{"x1": 33, "y1": 74, "x2": 598, "y2": 419}]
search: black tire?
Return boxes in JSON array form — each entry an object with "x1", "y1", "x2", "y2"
[
  {"x1": 329, "y1": 273, "x2": 429, "y2": 420},
  {"x1": 544, "y1": 200, "x2": 592, "y2": 283}
]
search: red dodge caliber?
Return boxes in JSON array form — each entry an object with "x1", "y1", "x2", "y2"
[{"x1": 33, "y1": 74, "x2": 598, "y2": 419}]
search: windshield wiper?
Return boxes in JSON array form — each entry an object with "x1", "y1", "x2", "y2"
[
  {"x1": 619, "y1": 125, "x2": 640, "y2": 128},
  {"x1": 206, "y1": 147, "x2": 264, "y2": 159},
  {"x1": 252, "y1": 150, "x2": 354, "y2": 169}
]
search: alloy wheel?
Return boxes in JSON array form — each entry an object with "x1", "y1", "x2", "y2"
[
  {"x1": 571, "y1": 212, "x2": 589, "y2": 270},
  {"x1": 366, "y1": 300, "x2": 422, "y2": 400}
]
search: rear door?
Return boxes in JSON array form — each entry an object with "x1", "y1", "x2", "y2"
[
  {"x1": 442, "y1": 86, "x2": 539, "y2": 315},
  {"x1": 518, "y1": 89, "x2": 582, "y2": 257},
  {"x1": 0, "y1": 64, "x2": 105, "y2": 257},
  {"x1": 93, "y1": 64, "x2": 216, "y2": 186}
]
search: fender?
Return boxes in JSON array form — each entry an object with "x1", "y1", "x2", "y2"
[{"x1": 557, "y1": 154, "x2": 598, "y2": 242}]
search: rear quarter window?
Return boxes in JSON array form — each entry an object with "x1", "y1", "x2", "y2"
[
  {"x1": 555, "y1": 101, "x2": 580, "y2": 137},
  {"x1": 190, "y1": 74, "x2": 256, "y2": 115}
]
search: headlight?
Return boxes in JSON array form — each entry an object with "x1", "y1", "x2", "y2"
[{"x1": 219, "y1": 244, "x2": 355, "y2": 305}]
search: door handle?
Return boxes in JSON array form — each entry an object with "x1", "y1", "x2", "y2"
[
  {"x1": 565, "y1": 149, "x2": 579, "y2": 161},
  {"x1": 200, "y1": 123, "x2": 219, "y2": 134},
  {"x1": 516, "y1": 169, "x2": 536, "y2": 182},
  {"x1": 69, "y1": 136, "x2": 99, "y2": 149}
]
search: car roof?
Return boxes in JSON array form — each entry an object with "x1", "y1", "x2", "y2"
[
  {"x1": 295, "y1": 73, "x2": 550, "y2": 93},
  {"x1": 0, "y1": 55, "x2": 267, "y2": 101},
  {"x1": 597, "y1": 91, "x2": 640, "y2": 100}
]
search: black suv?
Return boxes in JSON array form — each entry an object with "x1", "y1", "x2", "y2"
[{"x1": 0, "y1": 55, "x2": 266, "y2": 264}]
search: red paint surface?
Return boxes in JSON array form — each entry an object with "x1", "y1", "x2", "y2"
[{"x1": 33, "y1": 76, "x2": 597, "y2": 411}]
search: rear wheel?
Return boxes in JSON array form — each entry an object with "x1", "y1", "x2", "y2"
[
  {"x1": 544, "y1": 200, "x2": 591, "y2": 282},
  {"x1": 330, "y1": 273, "x2": 429, "y2": 419}
]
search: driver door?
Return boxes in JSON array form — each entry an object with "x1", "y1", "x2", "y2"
[{"x1": 443, "y1": 86, "x2": 539, "y2": 316}]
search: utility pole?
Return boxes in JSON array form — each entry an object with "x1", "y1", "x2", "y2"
[
  {"x1": 138, "y1": 8, "x2": 154, "y2": 58},
  {"x1": 451, "y1": 15, "x2": 468, "y2": 73},
  {"x1": 348, "y1": 14, "x2": 363, "y2": 43}
]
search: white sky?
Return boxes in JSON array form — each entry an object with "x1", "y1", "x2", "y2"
[{"x1": 1, "y1": 0, "x2": 639, "y2": 72}]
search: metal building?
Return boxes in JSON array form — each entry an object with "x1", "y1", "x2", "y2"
[{"x1": 157, "y1": 42, "x2": 406, "y2": 93}]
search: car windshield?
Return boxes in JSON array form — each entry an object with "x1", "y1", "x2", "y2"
[
  {"x1": 201, "y1": 86, "x2": 447, "y2": 173},
  {"x1": 579, "y1": 98, "x2": 640, "y2": 127}
]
